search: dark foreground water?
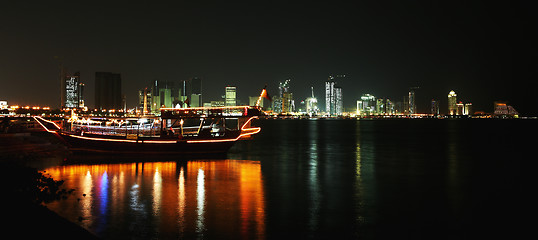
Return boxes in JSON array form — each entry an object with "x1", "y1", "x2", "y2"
[{"x1": 42, "y1": 119, "x2": 533, "y2": 239}]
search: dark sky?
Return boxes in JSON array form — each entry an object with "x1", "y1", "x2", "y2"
[{"x1": 1, "y1": 1, "x2": 537, "y2": 114}]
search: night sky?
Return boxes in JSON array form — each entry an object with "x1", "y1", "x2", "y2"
[{"x1": 1, "y1": 1, "x2": 537, "y2": 114}]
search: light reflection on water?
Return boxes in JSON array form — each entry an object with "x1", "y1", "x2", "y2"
[
  {"x1": 38, "y1": 119, "x2": 529, "y2": 239},
  {"x1": 45, "y1": 160, "x2": 265, "y2": 239}
]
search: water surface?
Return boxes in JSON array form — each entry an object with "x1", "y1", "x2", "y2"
[{"x1": 44, "y1": 119, "x2": 532, "y2": 239}]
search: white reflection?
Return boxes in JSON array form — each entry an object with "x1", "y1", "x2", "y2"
[
  {"x1": 308, "y1": 121, "x2": 320, "y2": 232},
  {"x1": 196, "y1": 168, "x2": 206, "y2": 236},
  {"x1": 153, "y1": 167, "x2": 162, "y2": 216},
  {"x1": 81, "y1": 170, "x2": 93, "y2": 225},
  {"x1": 178, "y1": 167, "x2": 186, "y2": 233}
]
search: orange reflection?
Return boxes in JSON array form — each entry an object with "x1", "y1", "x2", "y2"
[{"x1": 44, "y1": 160, "x2": 265, "y2": 239}]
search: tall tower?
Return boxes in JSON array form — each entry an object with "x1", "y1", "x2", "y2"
[
  {"x1": 325, "y1": 75, "x2": 345, "y2": 115},
  {"x1": 225, "y1": 86, "x2": 237, "y2": 106},
  {"x1": 448, "y1": 90, "x2": 457, "y2": 115},
  {"x1": 279, "y1": 79, "x2": 292, "y2": 113},
  {"x1": 325, "y1": 76, "x2": 335, "y2": 115},
  {"x1": 408, "y1": 87, "x2": 419, "y2": 115},
  {"x1": 63, "y1": 72, "x2": 83, "y2": 108},
  {"x1": 190, "y1": 77, "x2": 202, "y2": 107},
  {"x1": 335, "y1": 86, "x2": 343, "y2": 115}
]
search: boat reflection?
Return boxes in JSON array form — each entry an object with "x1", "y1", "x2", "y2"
[{"x1": 44, "y1": 160, "x2": 265, "y2": 239}]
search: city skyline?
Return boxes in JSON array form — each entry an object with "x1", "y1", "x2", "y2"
[{"x1": 1, "y1": 2, "x2": 536, "y2": 114}]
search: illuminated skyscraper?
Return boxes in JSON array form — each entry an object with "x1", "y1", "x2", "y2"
[
  {"x1": 408, "y1": 87, "x2": 419, "y2": 115},
  {"x1": 325, "y1": 75, "x2": 345, "y2": 115},
  {"x1": 279, "y1": 79, "x2": 294, "y2": 113},
  {"x1": 356, "y1": 94, "x2": 376, "y2": 115},
  {"x1": 305, "y1": 87, "x2": 319, "y2": 115},
  {"x1": 464, "y1": 103, "x2": 473, "y2": 115},
  {"x1": 138, "y1": 88, "x2": 152, "y2": 114},
  {"x1": 448, "y1": 90, "x2": 457, "y2": 115},
  {"x1": 151, "y1": 80, "x2": 176, "y2": 111},
  {"x1": 225, "y1": 86, "x2": 237, "y2": 106},
  {"x1": 63, "y1": 72, "x2": 84, "y2": 108},
  {"x1": 325, "y1": 77, "x2": 335, "y2": 114},
  {"x1": 95, "y1": 72, "x2": 122, "y2": 110}
]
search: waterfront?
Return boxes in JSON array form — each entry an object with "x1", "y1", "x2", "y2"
[{"x1": 37, "y1": 119, "x2": 532, "y2": 239}]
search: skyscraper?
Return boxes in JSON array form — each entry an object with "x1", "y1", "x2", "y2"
[
  {"x1": 305, "y1": 87, "x2": 319, "y2": 115},
  {"x1": 448, "y1": 90, "x2": 457, "y2": 115},
  {"x1": 408, "y1": 87, "x2": 419, "y2": 115},
  {"x1": 356, "y1": 94, "x2": 376, "y2": 115},
  {"x1": 225, "y1": 86, "x2": 237, "y2": 106},
  {"x1": 62, "y1": 72, "x2": 84, "y2": 108},
  {"x1": 278, "y1": 79, "x2": 293, "y2": 113},
  {"x1": 95, "y1": 72, "x2": 122, "y2": 110},
  {"x1": 325, "y1": 75, "x2": 344, "y2": 115},
  {"x1": 190, "y1": 77, "x2": 202, "y2": 107},
  {"x1": 464, "y1": 103, "x2": 473, "y2": 115},
  {"x1": 431, "y1": 99, "x2": 440, "y2": 115}
]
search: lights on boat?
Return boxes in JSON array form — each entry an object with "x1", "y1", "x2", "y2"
[{"x1": 137, "y1": 118, "x2": 148, "y2": 124}]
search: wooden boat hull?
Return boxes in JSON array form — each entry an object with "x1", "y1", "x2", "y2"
[{"x1": 59, "y1": 133, "x2": 237, "y2": 156}]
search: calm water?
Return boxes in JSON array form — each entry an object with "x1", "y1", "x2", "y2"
[{"x1": 42, "y1": 119, "x2": 533, "y2": 239}]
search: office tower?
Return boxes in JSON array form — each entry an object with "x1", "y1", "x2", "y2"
[
  {"x1": 95, "y1": 72, "x2": 122, "y2": 110},
  {"x1": 151, "y1": 80, "x2": 177, "y2": 111},
  {"x1": 463, "y1": 103, "x2": 473, "y2": 115},
  {"x1": 448, "y1": 90, "x2": 457, "y2": 115},
  {"x1": 386, "y1": 99, "x2": 394, "y2": 114},
  {"x1": 376, "y1": 98, "x2": 385, "y2": 114},
  {"x1": 431, "y1": 99, "x2": 440, "y2": 115},
  {"x1": 408, "y1": 87, "x2": 418, "y2": 115},
  {"x1": 334, "y1": 86, "x2": 343, "y2": 115},
  {"x1": 278, "y1": 79, "x2": 293, "y2": 113},
  {"x1": 190, "y1": 77, "x2": 202, "y2": 107},
  {"x1": 305, "y1": 87, "x2": 319, "y2": 115},
  {"x1": 78, "y1": 81, "x2": 85, "y2": 108},
  {"x1": 138, "y1": 88, "x2": 152, "y2": 115},
  {"x1": 282, "y1": 92, "x2": 294, "y2": 113},
  {"x1": 356, "y1": 94, "x2": 376, "y2": 115},
  {"x1": 325, "y1": 78, "x2": 334, "y2": 114},
  {"x1": 325, "y1": 75, "x2": 345, "y2": 115},
  {"x1": 62, "y1": 72, "x2": 84, "y2": 108},
  {"x1": 225, "y1": 86, "x2": 237, "y2": 106}
]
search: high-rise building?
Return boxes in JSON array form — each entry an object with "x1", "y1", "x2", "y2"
[
  {"x1": 225, "y1": 86, "x2": 237, "y2": 106},
  {"x1": 386, "y1": 99, "x2": 394, "y2": 114},
  {"x1": 190, "y1": 77, "x2": 202, "y2": 107},
  {"x1": 431, "y1": 99, "x2": 440, "y2": 115},
  {"x1": 150, "y1": 80, "x2": 177, "y2": 111},
  {"x1": 62, "y1": 72, "x2": 84, "y2": 108},
  {"x1": 138, "y1": 88, "x2": 152, "y2": 115},
  {"x1": 325, "y1": 75, "x2": 345, "y2": 115},
  {"x1": 448, "y1": 90, "x2": 457, "y2": 115},
  {"x1": 278, "y1": 79, "x2": 293, "y2": 113},
  {"x1": 305, "y1": 87, "x2": 319, "y2": 115},
  {"x1": 95, "y1": 72, "x2": 122, "y2": 110},
  {"x1": 408, "y1": 87, "x2": 418, "y2": 115},
  {"x1": 464, "y1": 103, "x2": 473, "y2": 115},
  {"x1": 356, "y1": 94, "x2": 376, "y2": 115},
  {"x1": 376, "y1": 98, "x2": 385, "y2": 114}
]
